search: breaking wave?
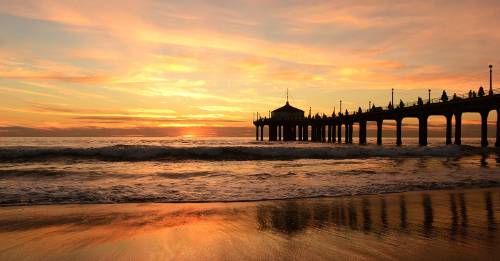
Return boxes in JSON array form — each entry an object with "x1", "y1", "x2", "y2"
[{"x1": 0, "y1": 144, "x2": 493, "y2": 162}]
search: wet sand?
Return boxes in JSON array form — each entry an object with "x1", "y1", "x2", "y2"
[{"x1": 0, "y1": 188, "x2": 498, "y2": 260}]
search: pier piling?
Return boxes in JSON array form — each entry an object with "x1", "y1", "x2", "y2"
[
  {"x1": 480, "y1": 110, "x2": 489, "y2": 147},
  {"x1": 445, "y1": 114, "x2": 452, "y2": 145},
  {"x1": 396, "y1": 119, "x2": 402, "y2": 146},
  {"x1": 376, "y1": 120, "x2": 383, "y2": 145},
  {"x1": 454, "y1": 113, "x2": 462, "y2": 145},
  {"x1": 497, "y1": 108, "x2": 500, "y2": 147},
  {"x1": 418, "y1": 116, "x2": 428, "y2": 146}
]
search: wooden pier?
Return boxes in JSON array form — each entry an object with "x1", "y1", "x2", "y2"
[{"x1": 254, "y1": 66, "x2": 500, "y2": 147}]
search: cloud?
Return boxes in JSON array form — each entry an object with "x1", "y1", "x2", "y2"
[
  {"x1": 0, "y1": 86, "x2": 62, "y2": 99},
  {"x1": 0, "y1": 0, "x2": 499, "y2": 131},
  {"x1": 198, "y1": 105, "x2": 243, "y2": 112}
]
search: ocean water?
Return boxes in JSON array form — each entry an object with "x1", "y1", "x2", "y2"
[{"x1": 0, "y1": 137, "x2": 498, "y2": 205}]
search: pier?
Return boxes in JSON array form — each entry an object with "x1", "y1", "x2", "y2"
[{"x1": 254, "y1": 66, "x2": 500, "y2": 147}]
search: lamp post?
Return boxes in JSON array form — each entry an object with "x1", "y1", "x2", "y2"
[
  {"x1": 391, "y1": 88, "x2": 394, "y2": 107},
  {"x1": 340, "y1": 100, "x2": 342, "y2": 114},
  {"x1": 369, "y1": 101, "x2": 371, "y2": 111},
  {"x1": 490, "y1": 65, "x2": 493, "y2": 95},
  {"x1": 428, "y1": 89, "x2": 431, "y2": 104}
]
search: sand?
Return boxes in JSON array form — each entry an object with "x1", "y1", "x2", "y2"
[{"x1": 0, "y1": 188, "x2": 498, "y2": 260}]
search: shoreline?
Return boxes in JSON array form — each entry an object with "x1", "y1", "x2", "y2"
[{"x1": 1, "y1": 184, "x2": 500, "y2": 207}]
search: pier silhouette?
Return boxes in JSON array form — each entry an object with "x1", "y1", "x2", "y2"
[{"x1": 254, "y1": 65, "x2": 500, "y2": 146}]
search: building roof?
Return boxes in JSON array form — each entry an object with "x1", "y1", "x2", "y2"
[{"x1": 272, "y1": 102, "x2": 304, "y2": 113}]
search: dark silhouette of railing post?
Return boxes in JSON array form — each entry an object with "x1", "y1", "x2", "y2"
[
  {"x1": 319, "y1": 124, "x2": 323, "y2": 142},
  {"x1": 332, "y1": 123, "x2": 336, "y2": 142},
  {"x1": 344, "y1": 123, "x2": 349, "y2": 143},
  {"x1": 269, "y1": 124, "x2": 275, "y2": 141},
  {"x1": 454, "y1": 112, "x2": 462, "y2": 145},
  {"x1": 359, "y1": 120, "x2": 367, "y2": 144},
  {"x1": 260, "y1": 125, "x2": 264, "y2": 141},
  {"x1": 315, "y1": 123, "x2": 319, "y2": 142},
  {"x1": 298, "y1": 125, "x2": 302, "y2": 141},
  {"x1": 292, "y1": 124, "x2": 295, "y2": 141},
  {"x1": 315, "y1": 124, "x2": 320, "y2": 142},
  {"x1": 283, "y1": 124, "x2": 288, "y2": 141},
  {"x1": 319, "y1": 124, "x2": 322, "y2": 142},
  {"x1": 327, "y1": 124, "x2": 332, "y2": 142},
  {"x1": 337, "y1": 123, "x2": 342, "y2": 143},
  {"x1": 278, "y1": 125, "x2": 282, "y2": 141},
  {"x1": 348, "y1": 123, "x2": 353, "y2": 143},
  {"x1": 311, "y1": 124, "x2": 315, "y2": 141},
  {"x1": 445, "y1": 114, "x2": 452, "y2": 145},
  {"x1": 418, "y1": 115, "x2": 428, "y2": 146},
  {"x1": 303, "y1": 125, "x2": 309, "y2": 141},
  {"x1": 317, "y1": 124, "x2": 321, "y2": 142},
  {"x1": 480, "y1": 110, "x2": 489, "y2": 147},
  {"x1": 489, "y1": 65, "x2": 493, "y2": 95},
  {"x1": 268, "y1": 124, "x2": 271, "y2": 141},
  {"x1": 376, "y1": 120, "x2": 383, "y2": 145},
  {"x1": 269, "y1": 124, "x2": 272, "y2": 141},
  {"x1": 256, "y1": 125, "x2": 259, "y2": 141},
  {"x1": 396, "y1": 118, "x2": 402, "y2": 146},
  {"x1": 496, "y1": 108, "x2": 500, "y2": 147},
  {"x1": 318, "y1": 124, "x2": 322, "y2": 142}
]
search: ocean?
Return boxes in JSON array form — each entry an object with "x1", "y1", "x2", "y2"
[{"x1": 0, "y1": 137, "x2": 498, "y2": 206}]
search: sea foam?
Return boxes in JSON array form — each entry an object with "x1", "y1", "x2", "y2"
[{"x1": 0, "y1": 144, "x2": 491, "y2": 162}]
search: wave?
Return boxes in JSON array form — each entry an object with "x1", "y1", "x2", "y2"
[
  {"x1": 0, "y1": 144, "x2": 494, "y2": 162},
  {"x1": 0, "y1": 180, "x2": 499, "y2": 206}
]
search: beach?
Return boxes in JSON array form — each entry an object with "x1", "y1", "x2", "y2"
[
  {"x1": 2, "y1": 1, "x2": 500, "y2": 259},
  {"x1": 0, "y1": 188, "x2": 498, "y2": 260}
]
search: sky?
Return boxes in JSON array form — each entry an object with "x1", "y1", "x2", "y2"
[{"x1": 0, "y1": 0, "x2": 499, "y2": 136}]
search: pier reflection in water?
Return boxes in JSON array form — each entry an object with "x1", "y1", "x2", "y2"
[
  {"x1": 0, "y1": 189, "x2": 498, "y2": 260},
  {"x1": 256, "y1": 190, "x2": 497, "y2": 244}
]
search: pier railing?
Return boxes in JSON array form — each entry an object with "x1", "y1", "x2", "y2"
[{"x1": 363, "y1": 87, "x2": 500, "y2": 114}]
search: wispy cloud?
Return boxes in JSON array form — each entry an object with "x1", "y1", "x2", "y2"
[{"x1": 0, "y1": 0, "x2": 499, "y2": 131}]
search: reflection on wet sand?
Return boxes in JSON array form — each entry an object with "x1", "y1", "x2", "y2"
[
  {"x1": 257, "y1": 189, "x2": 497, "y2": 243},
  {"x1": 400, "y1": 195, "x2": 408, "y2": 230},
  {"x1": 422, "y1": 193, "x2": 433, "y2": 237},
  {"x1": 0, "y1": 188, "x2": 498, "y2": 260},
  {"x1": 485, "y1": 192, "x2": 495, "y2": 229}
]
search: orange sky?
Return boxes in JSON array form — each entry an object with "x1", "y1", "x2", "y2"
[{"x1": 0, "y1": 0, "x2": 499, "y2": 136}]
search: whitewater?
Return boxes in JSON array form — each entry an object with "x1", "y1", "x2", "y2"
[{"x1": 0, "y1": 137, "x2": 498, "y2": 205}]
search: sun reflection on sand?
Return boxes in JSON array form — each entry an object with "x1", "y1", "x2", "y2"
[{"x1": 0, "y1": 189, "x2": 499, "y2": 260}]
